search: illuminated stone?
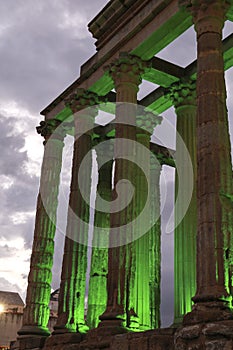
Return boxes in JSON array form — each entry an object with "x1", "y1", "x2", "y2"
[
  {"x1": 51, "y1": 90, "x2": 99, "y2": 339},
  {"x1": 18, "y1": 119, "x2": 66, "y2": 345},
  {"x1": 168, "y1": 78, "x2": 197, "y2": 324}
]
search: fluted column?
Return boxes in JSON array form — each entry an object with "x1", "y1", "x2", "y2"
[
  {"x1": 130, "y1": 113, "x2": 162, "y2": 330},
  {"x1": 18, "y1": 119, "x2": 66, "y2": 342},
  {"x1": 53, "y1": 90, "x2": 100, "y2": 336},
  {"x1": 87, "y1": 137, "x2": 114, "y2": 329},
  {"x1": 149, "y1": 155, "x2": 162, "y2": 329},
  {"x1": 100, "y1": 53, "x2": 147, "y2": 331},
  {"x1": 169, "y1": 79, "x2": 197, "y2": 324},
  {"x1": 181, "y1": 0, "x2": 233, "y2": 320}
]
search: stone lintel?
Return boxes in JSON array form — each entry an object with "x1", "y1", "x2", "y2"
[
  {"x1": 144, "y1": 56, "x2": 185, "y2": 87},
  {"x1": 40, "y1": 27, "x2": 233, "y2": 121},
  {"x1": 140, "y1": 32, "x2": 233, "y2": 113},
  {"x1": 92, "y1": 122, "x2": 175, "y2": 166},
  {"x1": 40, "y1": 0, "x2": 192, "y2": 118},
  {"x1": 88, "y1": 0, "x2": 149, "y2": 42},
  {"x1": 42, "y1": 29, "x2": 233, "y2": 122}
]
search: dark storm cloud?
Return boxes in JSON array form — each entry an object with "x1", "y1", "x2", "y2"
[
  {"x1": 0, "y1": 0, "x2": 109, "y2": 114},
  {"x1": 0, "y1": 115, "x2": 39, "y2": 249},
  {"x1": 0, "y1": 115, "x2": 39, "y2": 211}
]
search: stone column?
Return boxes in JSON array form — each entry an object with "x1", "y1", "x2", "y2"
[
  {"x1": 99, "y1": 53, "x2": 147, "y2": 332},
  {"x1": 18, "y1": 119, "x2": 66, "y2": 347},
  {"x1": 87, "y1": 136, "x2": 114, "y2": 329},
  {"x1": 169, "y1": 79, "x2": 197, "y2": 325},
  {"x1": 50, "y1": 90, "x2": 99, "y2": 342},
  {"x1": 180, "y1": 0, "x2": 233, "y2": 320},
  {"x1": 149, "y1": 155, "x2": 162, "y2": 329},
  {"x1": 129, "y1": 113, "x2": 162, "y2": 330}
]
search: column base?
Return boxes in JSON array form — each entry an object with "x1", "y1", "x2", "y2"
[
  {"x1": 17, "y1": 334, "x2": 48, "y2": 350},
  {"x1": 52, "y1": 322, "x2": 89, "y2": 335},
  {"x1": 183, "y1": 300, "x2": 233, "y2": 326},
  {"x1": 18, "y1": 325, "x2": 50, "y2": 336},
  {"x1": 79, "y1": 310, "x2": 128, "y2": 349},
  {"x1": 43, "y1": 332, "x2": 84, "y2": 350}
]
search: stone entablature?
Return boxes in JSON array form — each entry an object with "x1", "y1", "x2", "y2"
[{"x1": 88, "y1": 0, "x2": 169, "y2": 50}]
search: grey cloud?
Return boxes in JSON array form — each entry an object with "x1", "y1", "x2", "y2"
[
  {"x1": 0, "y1": 114, "x2": 39, "y2": 252},
  {"x1": 0, "y1": 115, "x2": 39, "y2": 212},
  {"x1": 0, "y1": 277, "x2": 23, "y2": 296},
  {"x1": 0, "y1": 0, "x2": 109, "y2": 114}
]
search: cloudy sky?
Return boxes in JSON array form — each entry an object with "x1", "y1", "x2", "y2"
[{"x1": 0, "y1": 0, "x2": 233, "y2": 328}]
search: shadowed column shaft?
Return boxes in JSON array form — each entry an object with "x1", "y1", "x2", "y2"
[
  {"x1": 190, "y1": 0, "x2": 233, "y2": 302},
  {"x1": 149, "y1": 158, "x2": 161, "y2": 329},
  {"x1": 170, "y1": 80, "x2": 197, "y2": 323},
  {"x1": 130, "y1": 114, "x2": 162, "y2": 330},
  {"x1": 100, "y1": 54, "x2": 147, "y2": 327},
  {"x1": 87, "y1": 143, "x2": 113, "y2": 329},
  {"x1": 54, "y1": 90, "x2": 99, "y2": 334},
  {"x1": 194, "y1": 2, "x2": 232, "y2": 301}
]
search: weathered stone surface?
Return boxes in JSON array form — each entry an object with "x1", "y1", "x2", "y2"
[
  {"x1": 129, "y1": 333, "x2": 148, "y2": 349},
  {"x1": 18, "y1": 335, "x2": 47, "y2": 350},
  {"x1": 44, "y1": 333, "x2": 83, "y2": 346},
  {"x1": 110, "y1": 334, "x2": 128, "y2": 350},
  {"x1": 203, "y1": 322, "x2": 233, "y2": 338},
  {"x1": 205, "y1": 339, "x2": 232, "y2": 350},
  {"x1": 183, "y1": 303, "x2": 233, "y2": 325},
  {"x1": 178, "y1": 325, "x2": 201, "y2": 340}
]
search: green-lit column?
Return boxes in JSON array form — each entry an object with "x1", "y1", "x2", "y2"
[
  {"x1": 169, "y1": 79, "x2": 197, "y2": 324},
  {"x1": 181, "y1": 0, "x2": 233, "y2": 320},
  {"x1": 87, "y1": 137, "x2": 113, "y2": 329},
  {"x1": 100, "y1": 53, "x2": 147, "y2": 332},
  {"x1": 130, "y1": 113, "x2": 162, "y2": 330},
  {"x1": 53, "y1": 90, "x2": 100, "y2": 337},
  {"x1": 149, "y1": 154, "x2": 162, "y2": 329},
  {"x1": 18, "y1": 120, "x2": 66, "y2": 345}
]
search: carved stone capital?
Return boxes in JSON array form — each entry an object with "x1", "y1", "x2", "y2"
[
  {"x1": 136, "y1": 111, "x2": 162, "y2": 135},
  {"x1": 179, "y1": 0, "x2": 230, "y2": 36},
  {"x1": 168, "y1": 78, "x2": 196, "y2": 108},
  {"x1": 106, "y1": 52, "x2": 149, "y2": 88},
  {"x1": 65, "y1": 88, "x2": 101, "y2": 114},
  {"x1": 36, "y1": 119, "x2": 66, "y2": 143}
]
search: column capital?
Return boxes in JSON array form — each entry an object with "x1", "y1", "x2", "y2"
[
  {"x1": 65, "y1": 88, "x2": 101, "y2": 114},
  {"x1": 106, "y1": 52, "x2": 149, "y2": 88},
  {"x1": 65, "y1": 89, "x2": 102, "y2": 136},
  {"x1": 168, "y1": 78, "x2": 196, "y2": 109},
  {"x1": 179, "y1": 0, "x2": 230, "y2": 36},
  {"x1": 36, "y1": 119, "x2": 67, "y2": 143},
  {"x1": 136, "y1": 111, "x2": 162, "y2": 135}
]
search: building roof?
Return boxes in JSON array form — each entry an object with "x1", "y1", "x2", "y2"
[{"x1": 0, "y1": 291, "x2": 24, "y2": 306}]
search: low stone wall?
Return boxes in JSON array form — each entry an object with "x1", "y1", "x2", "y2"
[
  {"x1": 16, "y1": 321, "x2": 233, "y2": 349},
  {"x1": 175, "y1": 321, "x2": 233, "y2": 350},
  {"x1": 41, "y1": 328, "x2": 175, "y2": 350}
]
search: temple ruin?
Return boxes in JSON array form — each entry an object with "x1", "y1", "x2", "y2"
[{"x1": 17, "y1": 0, "x2": 233, "y2": 349}]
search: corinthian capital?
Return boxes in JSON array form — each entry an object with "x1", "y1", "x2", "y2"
[
  {"x1": 65, "y1": 88, "x2": 102, "y2": 114},
  {"x1": 168, "y1": 78, "x2": 196, "y2": 108},
  {"x1": 136, "y1": 111, "x2": 162, "y2": 135},
  {"x1": 179, "y1": 0, "x2": 230, "y2": 35},
  {"x1": 36, "y1": 119, "x2": 67, "y2": 143},
  {"x1": 106, "y1": 52, "x2": 149, "y2": 87}
]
